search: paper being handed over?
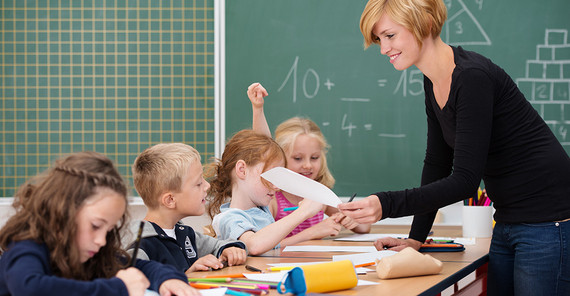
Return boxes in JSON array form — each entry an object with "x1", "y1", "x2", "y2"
[{"x1": 261, "y1": 167, "x2": 342, "y2": 207}]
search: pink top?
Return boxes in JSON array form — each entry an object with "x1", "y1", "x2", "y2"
[{"x1": 274, "y1": 191, "x2": 324, "y2": 238}]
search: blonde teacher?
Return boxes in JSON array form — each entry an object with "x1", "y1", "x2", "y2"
[{"x1": 338, "y1": 0, "x2": 570, "y2": 295}]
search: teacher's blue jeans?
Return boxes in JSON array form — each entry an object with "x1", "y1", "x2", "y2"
[{"x1": 487, "y1": 220, "x2": 570, "y2": 296}]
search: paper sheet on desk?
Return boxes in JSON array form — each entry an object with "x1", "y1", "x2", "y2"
[
  {"x1": 283, "y1": 245, "x2": 377, "y2": 253},
  {"x1": 268, "y1": 261, "x2": 329, "y2": 267},
  {"x1": 244, "y1": 271, "x2": 289, "y2": 282},
  {"x1": 261, "y1": 167, "x2": 342, "y2": 207},
  {"x1": 333, "y1": 250, "x2": 397, "y2": 266}
]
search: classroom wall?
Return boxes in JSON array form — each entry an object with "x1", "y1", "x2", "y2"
[{"x1": 0, "y1": 198, "x2": 464, "y2": 234}]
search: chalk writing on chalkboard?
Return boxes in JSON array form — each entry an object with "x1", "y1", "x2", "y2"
[
  {"x1": 276, "y1": 55, "x2": 411, "y2": 139},
  {"x1": 444, "y1": 0, "x2": 491, "y2": 46},
  {"x1": 516, "y1": 29, "x2": 570, "y2": 148}
]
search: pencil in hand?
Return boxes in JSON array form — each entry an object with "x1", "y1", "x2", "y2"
[
  {"x1": 348, "y1": 193, "x2": 357, "y2": 203},
  {"x1": 128, "y1": 221, "x2": 145, "y2": 267}
]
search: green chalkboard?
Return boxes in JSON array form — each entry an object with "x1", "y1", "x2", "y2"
[
  {"x1": 0, "y1": 0, "x2": 216, "y2": 197},
  {"x1": 225, "y1": 0, "x2": 570, "y2": 196}
]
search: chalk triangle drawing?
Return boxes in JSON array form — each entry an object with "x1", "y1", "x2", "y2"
[
  {"x1": 443, "y1": 0, "x2": 492, "y2": 46},
  {"x1": 515, "y1": 29, "x2": 570, "y2": 147}
]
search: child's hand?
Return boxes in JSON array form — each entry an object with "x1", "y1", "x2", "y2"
[
  {"x1": 220, "y1": 247, "x2": 247, "y2": 267},
  {"x1": 247, "y1": 82, "x2": 268, "y2": 109},
  {"x1": 309, "y1": 216, "x2": 342, "y2": 239},
  {"x1": 116, "y1": 267, "x2": 150, "y2": 296},
  {"x1": 297, "y1": 198, "x2": 325, "y2": 217},
  {"x1": 159, "y1": 279, "x2": 201, "y2": 296},
  {"x1": 186, "y1": 254, "x2": 224, "y2": 274},
  {"x1": 332, "y1": 212, "x2": 360, "y2": 230}
]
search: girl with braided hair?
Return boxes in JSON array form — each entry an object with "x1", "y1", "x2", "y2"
[{"x1": 0, "y1": 151, "x2": 198, "y2": 296}]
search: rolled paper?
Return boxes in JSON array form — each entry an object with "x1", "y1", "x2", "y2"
[{"x1": 375, "y1": 247, "x2": 443, "y2": 279}]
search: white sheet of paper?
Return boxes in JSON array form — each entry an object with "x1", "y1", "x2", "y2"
[
  {"x1": 261, "y1": 167, "x2": 342, "y2": 207},
  {"x1": 355, "y1": 267, "x2": 371, "y2": 274},
  {"x1": 283, "y1": 245, "x2": 377, "y2": 253},
  {"x1": 199, "y1": 288, "x2": 227, "y2": 296},
  {"x1": 358, "y1": 279, "x2": 379, "y2": 286},
  {"x1": 267, "y1": 261, "x2": 329, "y2": 267},
  {"x1": 244, "y1": 271, "x2": 289, "y2": 282},
  {"x1": 332, "y1": 250, "x2": 397, "y2": 265}
]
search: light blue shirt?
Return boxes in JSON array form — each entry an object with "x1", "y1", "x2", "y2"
[{"x1": 212, "y1": 203, "x2": 279, "y2": 249}]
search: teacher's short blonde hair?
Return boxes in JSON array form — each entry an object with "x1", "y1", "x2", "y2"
[{"x1": 360, "y1": 0, "x2": 447, "y2": 49}]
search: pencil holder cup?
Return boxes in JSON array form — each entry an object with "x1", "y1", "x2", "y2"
[
  {"x1": 462, "y1": 206, "x2": 494, "y2": 238},
  {"x1": 277, "y1": 260, "x2": 358, "y2": 296}
]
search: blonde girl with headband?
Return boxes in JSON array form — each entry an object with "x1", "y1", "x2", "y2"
[
  {"x1": 0, "y1": 151, "x2": 198, "y2": 296},
  {"x1": 247, "y1": 83, "x2": 371, "y2": 240}
]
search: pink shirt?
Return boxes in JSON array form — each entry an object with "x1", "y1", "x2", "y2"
[{"x1": 274, "y1": 191, "x2": 324, "y2": 238}]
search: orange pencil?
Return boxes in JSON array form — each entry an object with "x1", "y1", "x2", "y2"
[
  {"x1": 190, "y1": 282, "x2": 217, "y2": 289},
  {"x1": 354, "y1": 262, "x2": 375, "y2": 268}
]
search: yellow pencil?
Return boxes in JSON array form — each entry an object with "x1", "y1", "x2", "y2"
[{"x1": 266, "y1": 266, "x2": 296, "y2": 271}]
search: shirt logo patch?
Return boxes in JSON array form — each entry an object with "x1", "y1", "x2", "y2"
[{"x1": 185, "y1": 236, "x2": 196, "y2": 259}]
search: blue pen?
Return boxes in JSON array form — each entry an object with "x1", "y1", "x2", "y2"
[
  {"x1": 225, "y1": 289, "x2": 253, "y2": 296},
  {"x1": 283, "y1": 206, "x2": 298, "y2": 211}
]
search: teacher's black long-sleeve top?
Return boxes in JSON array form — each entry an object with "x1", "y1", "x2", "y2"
[{"x1": 375, "y1": 46, "x2": 570, "y2": 243}]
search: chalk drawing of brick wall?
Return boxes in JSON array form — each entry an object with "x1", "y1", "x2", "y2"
[{"x1": 516, "y1": 29, "x2": 570, "y2": 148}]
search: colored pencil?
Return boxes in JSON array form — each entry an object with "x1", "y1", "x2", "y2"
[
  {"x1": 128, "y1": 221, "x2": 145, "y2": 267},
  {"x1": 266, "y1": 266, "x2": 296, "y2": 271},
  {"x1": 354, "y1": 262, "x2": 375, "y2": 268},
  {"x1": 420, "y1": 243, "x2": 463, "y2": 248},
  {"x1": 189, "y1": 282, "x2": 261, "y2": 289},
  {"x1": 227, "y1": 287, "x2": 268, "y2": 295},
  {"x1": 232, "y1": 279, "x2": 279, "y2": 285},
  {"x1": 348, "y1": 193, "x2": 357, "y2": 202},
  {"x1": 283, "y1": 206, "x2": 298, "y2": 211},
  {"x1": 188, "y1": 277, "x2": 231, "y2": 282},
  {"x1": 189, "y1": 282, "x2": 216, "y2": 289},
  {"x1": 225, "y1": 289, "x2": 254, "y2": 296},
  {"x1": 245, "y1": 265, "x2": 263, "y2": 272}
]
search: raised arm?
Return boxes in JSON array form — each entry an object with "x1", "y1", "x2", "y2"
[{"x1": 247, "y1": 82, "x2": 271, "y2": 137}]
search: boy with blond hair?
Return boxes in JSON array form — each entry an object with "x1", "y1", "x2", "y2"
[{"x1": 129, "y1": 143, "x2": 247, "y2": 275}]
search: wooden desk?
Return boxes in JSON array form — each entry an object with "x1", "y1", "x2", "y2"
[{"x1": 188, "y1": 226, "x2": 490, "y2": 295}]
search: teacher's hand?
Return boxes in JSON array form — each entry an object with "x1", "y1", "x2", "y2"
[
  {"x1": 374, "y1": 237, "x2": 422, "y2": 252},
  {"x1": 337, "y1": 195, "x2": 382, "y2": 224}
]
